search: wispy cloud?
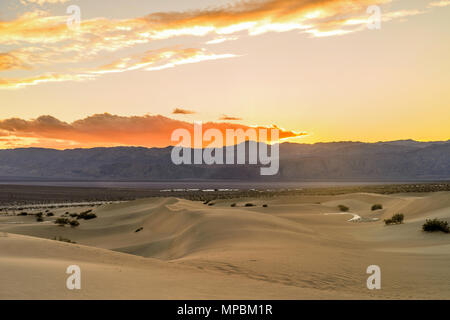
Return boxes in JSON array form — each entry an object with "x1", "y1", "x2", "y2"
[
  {"x1": 145, "y1": 51, "x2": 238, "y2": 71},
  {"x1": 206, "y1": 36, "x2": 239, "y2": 45},
  {"x1": 0, "y1": 52, "x2": 30, "y2": 71},
  {"x1": 0, "y1": 73, "x2": 95, "y2": 89},
  {"x1": 0, "y1": 47, "x2": 237, "y2": 89},
  {"x1": 1, "y1": 0, "x2": 440, "y2": 89},
  {"x1": 4, "y1": 1, "x2": 390, "y2": 45},
  {"x1": 90, "y1": 47, "x2": 235, "y2": 74},
  {"x1": 428, "y1": 0, "x2": 450, "y2": 7}
]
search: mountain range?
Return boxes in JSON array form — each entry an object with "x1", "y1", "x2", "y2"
[{"x1": 0, "y1": 140, "x2": 448, "y2": 181}]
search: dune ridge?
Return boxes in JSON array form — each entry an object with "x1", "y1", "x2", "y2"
[{"x1": 1, "y1": 192, "x2": 449, "y2": 299}]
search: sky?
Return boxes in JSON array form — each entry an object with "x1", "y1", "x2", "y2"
[{"x1": 0, "y1": 0, "x2": 449, "y2": 149}]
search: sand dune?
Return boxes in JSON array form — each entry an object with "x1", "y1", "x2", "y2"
[
  {"x1": 1, "y1": 192, "x2": 449, "y2": 299},
  {"x1": 3, "y1": 233, "x2": 344, "y2": 299}
]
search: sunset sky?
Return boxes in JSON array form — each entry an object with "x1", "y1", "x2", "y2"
[{"x1": 0, "y1": 0, "x2": 449, "y2": 149}]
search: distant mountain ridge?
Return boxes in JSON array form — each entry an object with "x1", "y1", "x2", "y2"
[{"x1": 0, "y1": 140, "x2": 448, "y2": 181}]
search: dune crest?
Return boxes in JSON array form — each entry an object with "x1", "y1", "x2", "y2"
[{"x1": 1, "y1": 192, "x2": 449, "y2": 299}]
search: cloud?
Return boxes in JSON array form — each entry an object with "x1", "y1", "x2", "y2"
[
  {"x1": 91, "y1": 47, "x2": 237, "y2": 74},
  {"x1": 206, "y1": 36, "x2": 239, "y2": 45},
  {"x1": 0, "y1": 53, "x2": 30, "y2": 71},
  {"x1": 428, "y1": 0, "x2": 450, "y2": 7},
  {"x1": 0, "y1": 73, "x2": 95, "y2": 89},
  {"x1": 0, "y1": 47, "x2": 237, "y2": 89},
  {"x1": 219, "y1": 115, "x2": 242, "y2": 121},
  {"x1": 145, "y1": 51, "x2": 237, "y2": 71},
  {"x1": 137, "y1": 0, "x2": 391, "y2": 39},
  {"x1": 173, "y1": 108, "x2": 196, "y2": 115},
  {"x1": 0, "y1": 113, "x2": 307, "y2": 148},
  {"x1": 382, "y1": 9, "x2": 425, "y2": 20},
  {"x1": 305, "y1": 8, "x2": 426, "y2": 37},
  {"x1": 0, "y1": 0, "x2": 432, "y2": 89},
  {"x1": 2, "y1": 1, "x2": 429, "y2": 51},
  {"x1": 0, "y1": 1, "x2": 395, "y2": 50}
]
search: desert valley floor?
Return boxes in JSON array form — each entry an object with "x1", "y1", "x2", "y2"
[{"x1": 1, "y1": 191, "x2": 449, "y2": 299}]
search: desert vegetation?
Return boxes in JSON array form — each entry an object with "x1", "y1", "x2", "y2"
[
  {"x1": 422, "y1": 219, "x2": 449, "y2": 233},
  {"x1": 338, "y1": 205, "x2": 349, "y2": 212},
  {"x1": 52, "y1": 236, "x2": 76, "y2": 243},
  {"x1": 77, "y1": 210, "x2": 97, "y2": 220},
  {"x1": 54, "y1": 217, "x2": 79, "y2": 227},
  {"x1": 384, "y1": 213, "x2": 404, "y2": 225},
  {"x1": 54, "y1": 217, "x2": 70, "y2": 226},
  {"x1": 69, "y1": 220, "x2": 80, "y2": 228},
  {"x1": 371, "y1": 204, "x2": 383, "y2": 211},
  {"x1": 35, "y1": 212, "x2": 44, "y2": 222},
  {"x1": 1, "y1": 183, "x2": 449, "y2": 209}
]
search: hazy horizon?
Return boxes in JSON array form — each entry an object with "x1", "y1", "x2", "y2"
[{"x1": 0, "y1": 137, "x2": 448, "y2": 151}]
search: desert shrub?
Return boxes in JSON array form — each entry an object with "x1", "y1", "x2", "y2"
[
  {"x1": 371, "y1": 204, "x2": 383, "y2": 211},
  {"x1": 384, "y1": 213, "x2": 404, "y2": 225},
  {"x1": 391, "y1": 213, "x2": 404, "y2": 224},
  {"x1": 245, "y1": 203, "x2": 255, "y2": 207},
  {"x1": 77, "y1": 210, "x2": 97, "y2": 220},
  {"x1": 36, "y1": 212, "x2": 43, "y2": 218},
  {"x1": 422, "y1": 219, "x2": 449, "y2": 233},
  {"x1": 46, "y1": 212, "x2": 54, "y2": 217},
  {"x1": 84, "y1": 213, "x2": 97, "y2": 220},
  {"x1": 230, "y1": 203, "x2": 236, "y2": 207},
  {"x1": 69, "y1": 220, "x2": 80, "y2": 228},
  {"x1": 55, "y1": 217, "x2": 70, "y2": 226},
  {"x1": 36, "y1": 216, "x2": 44, "y2": 222},
  {"x1": 208, "y1": 202, "x2": 215, "y2": 206},
  {"x1": 262, "y1": 204, "x2": 268, "y2": 207},
  {"x1": 69, "y1": 213, "x2": 79, "y2": 218},
  {"x1": 135, "y1": 227, "x2": 143, "y2": 233},
  {"x1": 338, "y1": 205, "x2": 349, "y2": 212},
  {"x1": 53, "y1": 236, "x2": 76, "y2": 243},
  {"x1": 18, "y1": 212, "x2": 28, "y2": 216}
]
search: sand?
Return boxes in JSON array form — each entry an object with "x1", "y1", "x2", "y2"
[{"x1": 1, "y1": 192, "x2": 449, "y2": 299}]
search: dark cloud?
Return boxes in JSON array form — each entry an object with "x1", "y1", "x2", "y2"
[
  {"x1": 219, "y1": 115, "x2": 242, "y2": 121},
  {"x1": 172, "y1": 108, "x2": 197, "y2": 115}
]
